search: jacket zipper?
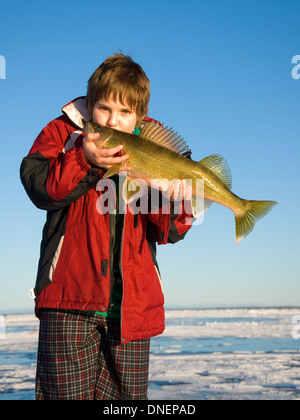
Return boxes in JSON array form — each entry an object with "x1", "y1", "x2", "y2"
[
  {"x1": 118, "y1": 177, "x2": 126, "y2": 343},
  {"x1": 108, "y1": 177, "x2": 118, "y2": 308},
  {"x1": 107, "y1": 176, "x2": 126, "y2": 343},
  {"x1": 108, "y1": 209, "x2": 116, "y2": 306}
]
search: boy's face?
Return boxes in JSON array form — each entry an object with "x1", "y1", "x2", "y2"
[{"x1": 92, "y1": 94, "x2": 138, "y2": 133}]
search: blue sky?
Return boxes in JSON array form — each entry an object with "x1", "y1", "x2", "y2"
[{"x1": 0, "y1": 0, "x2": 299, "y2": 312}]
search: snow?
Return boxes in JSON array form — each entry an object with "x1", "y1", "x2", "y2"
[
  {"x1": 148, "y1": 351, "x2": 300, "y2": 400},
  {"x1": 0, "y1": 309, "x2": 300, "y2": 400}
]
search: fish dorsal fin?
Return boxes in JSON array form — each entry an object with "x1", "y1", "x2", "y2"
[
  {"x1": 140, "y1": 121, "x2": 192, "y2": 157},
  {"x1": 200, "y1": 154, "x2": 232, "y2": 190}
]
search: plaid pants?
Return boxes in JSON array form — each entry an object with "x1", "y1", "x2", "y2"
[{"x1": 36, "y1": 309, "x2": 150, "y2": 400}]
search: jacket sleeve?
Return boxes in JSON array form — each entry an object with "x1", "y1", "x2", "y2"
[
  {"x1": 20, "y1": 116, "x2": 103, "y2": 211},
  {"x1": 147, "y1": 196, "x2": 193, "y2": 245}
]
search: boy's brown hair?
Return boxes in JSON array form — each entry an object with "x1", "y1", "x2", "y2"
[{"x1": 87, "y1": 53, "x2": 150, "y2": 126}]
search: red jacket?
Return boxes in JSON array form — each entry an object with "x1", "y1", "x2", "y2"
[{"x1": 20, "y1": 97, "x2": 192, "y2": 343}]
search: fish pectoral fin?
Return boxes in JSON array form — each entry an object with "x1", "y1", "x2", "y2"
[
  {"x1": 103, "y1": 163, "x2": 124, "y2": 179},
  {"x1": 200, "y1": 154, "x2": 232, "y2": 190},
  {"x1": 191, "y1": 198, "x2": 213, "y2": 219},
  {"x1": 122, "y1": 178, "x2": 148, "y2": 203}
]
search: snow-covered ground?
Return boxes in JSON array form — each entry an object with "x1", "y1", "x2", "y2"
[
  {"x1": 0, "y1": 308, "x2": 300, "y2": 400},
  {"x1": 0, "y1": 313, "x2": 38, "y2": 400}
]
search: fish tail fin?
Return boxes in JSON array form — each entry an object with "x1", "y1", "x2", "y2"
[{"x1": 235, "y1": 200, "x2": 278, "y2": 244}]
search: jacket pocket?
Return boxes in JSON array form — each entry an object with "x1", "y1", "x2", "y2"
[{"x1": 101, "y1": 259, "x2": 108, "y2": 276}]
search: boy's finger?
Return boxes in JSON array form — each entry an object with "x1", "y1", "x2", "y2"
[
  {"x1": 173, "y1": 179, "x2": 184, "y2": 200},
  {"x1": 105, "y1": 154, "x2": 130, "y2": 164},
  {"x1": 101, "y1": 145, "x2": 124, "y2": 157},
  {"x1": 185, "y1": 184, "x2": 193, "y2": 201},
  {"x1": 85, "y1": 132, "x2": 100, "y2": 142}
]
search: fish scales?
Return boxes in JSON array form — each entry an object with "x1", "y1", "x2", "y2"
[{"x1": 84, "y1": 121, "x2": 277, "y2": 244}]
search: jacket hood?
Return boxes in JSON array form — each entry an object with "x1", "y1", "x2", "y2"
[{"x1": 62, "y1": 97, "x2": 91, "y2": 129}]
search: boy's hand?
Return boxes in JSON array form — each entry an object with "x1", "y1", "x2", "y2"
[
  {"x1": 83, "y1": 132, "x2": 130, "y2": 171},
  {"x1": 165, "y1": 179, "x2": 193, "y2": 202}
]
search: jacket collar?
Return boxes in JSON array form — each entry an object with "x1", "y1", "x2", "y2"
[{"x1": 62, "y1": 96, "x2": 91, "y2": 129}]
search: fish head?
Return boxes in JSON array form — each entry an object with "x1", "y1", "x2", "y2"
[{"x1": 83, "y1": 121, "x2": 113, "y2": 143}]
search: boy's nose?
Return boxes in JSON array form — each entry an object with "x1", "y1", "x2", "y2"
[{"x1": 106, "y1": 112, "x2": 118, "y2": 128}]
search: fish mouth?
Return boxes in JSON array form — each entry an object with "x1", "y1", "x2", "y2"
[
  {"x1": 83, "y1": 121, "x2": 104, "y2": 135},
  {"x1": 83, "y1": 121, "x2": 94, "y2": 135}
]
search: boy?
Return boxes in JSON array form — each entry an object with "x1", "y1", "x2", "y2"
[{"x1": 20, "y1": 53, "x2": 193, "y2": 400}]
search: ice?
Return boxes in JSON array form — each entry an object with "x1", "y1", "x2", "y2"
[
  {"x1": 0, "y1": 316, "x2": 5, "y2": 340},
  {"x1": 0, "y1": 364, "x2": 35, "y2": 391},
  {"x1": 148, "y1": 308, "x2": 300, "y2": 400},
  {"x1": 163, "y1": 308, "x2": 300, "y2": 339},
  {"x1": 0, "y1": 313, "x2": 38, "y2": 399},
  {"x1": 0, "y1": 309, "x2": 300, "y2": 400},
  {"x1": 148, "y1": 351, "x2": 300, "y2": 400}
]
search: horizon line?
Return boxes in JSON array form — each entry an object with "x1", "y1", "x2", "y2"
[{"x1": 1, "y1": 304, "x2": 300, "y2": 316}]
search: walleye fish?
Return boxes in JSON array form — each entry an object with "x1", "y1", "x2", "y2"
[{"x1": 84, "y1": 120, "x2": 277, "y2": 244}]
